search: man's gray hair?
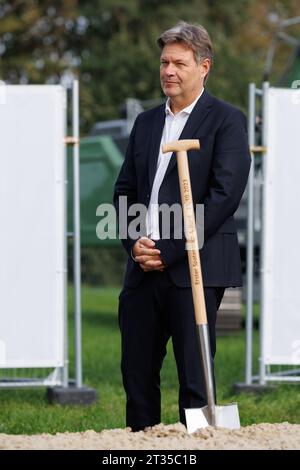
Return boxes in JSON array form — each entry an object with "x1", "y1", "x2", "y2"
[{"x1": 157, "y1": 21, "x2": 213, "y2": 82}]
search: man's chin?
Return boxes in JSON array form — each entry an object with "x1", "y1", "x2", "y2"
[{"x1": 163, "y1": 89, "x2": 178, "y2": 98}]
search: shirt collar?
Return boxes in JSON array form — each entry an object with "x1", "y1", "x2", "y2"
[{"x1": 165, "y1": 88, "x2": 204, "y2": 117}]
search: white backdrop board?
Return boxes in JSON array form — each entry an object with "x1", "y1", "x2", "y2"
[
  {"x1": 0, "y1": 85, "x2": 66, "y2": 368},
  {"x1": 262, "y1": 87, "x2": 300, "y2": 366}
]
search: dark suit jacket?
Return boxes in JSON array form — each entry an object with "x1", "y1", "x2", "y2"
[{"x1": 114, "y1": 90, "x2": 251, "y2": 288}]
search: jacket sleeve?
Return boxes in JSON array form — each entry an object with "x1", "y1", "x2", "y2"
[
  {"x1": 203, "y1": 109, "x2": 251, "y2": 240},
  {"x1": 156, "y1": 109, "x2": 251, "y2": 268},
  {"x1": 113, "y1": 119, "x2": 139, "y2": 257}
]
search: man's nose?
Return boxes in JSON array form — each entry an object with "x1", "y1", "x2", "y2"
[{"x1": 164, "y1": 63, "x2": 176, "y2": 76}]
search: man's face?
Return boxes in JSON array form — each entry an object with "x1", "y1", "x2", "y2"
[{"x1": 160, "y1": 42, "x2": 210, "y2": 104}]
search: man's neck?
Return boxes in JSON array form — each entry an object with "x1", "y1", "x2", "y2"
[{"x1": 169, "y1": 89, "x2": 203, "y2": 115}]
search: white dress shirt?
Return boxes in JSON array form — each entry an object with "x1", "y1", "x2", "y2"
[{"x1": 146, "y1": 89, "x2": 204, "y2": 240}]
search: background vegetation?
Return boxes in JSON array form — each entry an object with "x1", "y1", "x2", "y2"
[{"x1": 1, "y1": 0, "x2": 299, "y2": 133}]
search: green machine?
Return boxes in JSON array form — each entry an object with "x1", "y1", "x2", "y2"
[
  {"x1": 280, "y1": 51, "x2": 300, "y2": 87},
  {"x1": 67, "y1": 135, "x2": 123, "y2": 246}
]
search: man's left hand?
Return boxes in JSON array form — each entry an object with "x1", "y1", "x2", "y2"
[{"x1": 133, "y1": 237, "x2": 165, "y2": 272}]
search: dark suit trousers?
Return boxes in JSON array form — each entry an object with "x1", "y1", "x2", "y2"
[{"x1": 118, "y1": 270, "x2": 225, "y2": 431}]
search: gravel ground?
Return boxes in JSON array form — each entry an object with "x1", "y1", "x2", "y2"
[{"x1": 0, "y1": 422, "x2": 299, "y2": 450}]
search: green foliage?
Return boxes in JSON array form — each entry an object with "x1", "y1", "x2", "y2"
[
  {"x1": 1, "y1": 1, "x2": 300, "y2": 133},
  {"x1": 0, "y1": 286, "x2": 299, "y2": 434},
  {"x1": 79, "y1": 246, "x2": 127, "y2": 286},
  {"x1": 0, "y1": 1, "x2": 79, "y2": 81}
]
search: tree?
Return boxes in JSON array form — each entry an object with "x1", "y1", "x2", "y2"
[
  {"x1": 1, "y1": 0, "x2": 299, "y2": 133},
  {"x1": 0, "y1": 0, "x2": 78, "y2": 83}
]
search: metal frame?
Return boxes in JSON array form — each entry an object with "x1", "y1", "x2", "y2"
[
  {"x1": 245, "y1": 82, "x2": 300, "y2": 386},
  {"x1": 0, "y1": 80, "x2": 82, "y2": 390},
  {"x1": 259, "y1": 81, "x2": 269, "y2": 385},
  {"x1": 71, "y1": 79, "x2": 83, "y2": 388}
]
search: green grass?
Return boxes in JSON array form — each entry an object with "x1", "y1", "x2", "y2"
[{"x1": 0, "y1": 285, "x2": 299, "y2": 435}]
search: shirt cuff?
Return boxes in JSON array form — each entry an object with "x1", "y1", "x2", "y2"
[{"x1": 130, "y1": 249, "x2": 138, "y2": 262}]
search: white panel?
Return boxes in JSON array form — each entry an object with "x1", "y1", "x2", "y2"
[
  {"x1": 262, "y1": 87, "x2": 300, "y2": 365},
  {"x1": 0, "y1": 85, "x2": 66, "y2": 367}
]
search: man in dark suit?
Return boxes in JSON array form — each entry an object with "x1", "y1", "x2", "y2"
[{"x1": 114, "y1": 21, "x2": 251, "y2": 431}]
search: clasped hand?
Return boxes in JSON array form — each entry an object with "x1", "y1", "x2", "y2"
[{"x1": 132, "y1": 237, "x2": 165, "y2": 272}]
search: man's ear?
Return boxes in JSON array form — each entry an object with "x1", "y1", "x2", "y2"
[{"x1": 201, "y1": 58, "x2": 211, "y2": 76}]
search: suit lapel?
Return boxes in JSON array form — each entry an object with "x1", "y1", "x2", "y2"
[
  {"x1": 148, "y1": 104, "x2": 166, "y2": 188},
  {"x1": 164, "y1": 90, "x2": 214, "y2": 179}
]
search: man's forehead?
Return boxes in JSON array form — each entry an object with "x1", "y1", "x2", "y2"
[{"x1": 160, "y1": 44, "x2": 194, "y2": 60}]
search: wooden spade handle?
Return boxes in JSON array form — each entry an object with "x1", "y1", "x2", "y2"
[
  {"x1": 176, "y1": 150, "x2": 207, "y2": 326},
  {"x1": 163, "y1": 139, "x2": 200, "y2": 153}
]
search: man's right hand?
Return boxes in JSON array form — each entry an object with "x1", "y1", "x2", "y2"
[{"x1": 132, "y1": 237, "x2": 165, "y2": 272}]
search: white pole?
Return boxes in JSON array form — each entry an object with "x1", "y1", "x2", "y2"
[
  {"x1": 72, "y1": 79, "x2": 82, "y2": 388},
  {"x1": 63, "y1": 86, "x2": 69, "y2": 388},
  {"x1": 245, "y1": 83, "x2": 256, "y2": 385},
  {"x1": 259, "y1": 81, "x2": 270, "y2": 385}
]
